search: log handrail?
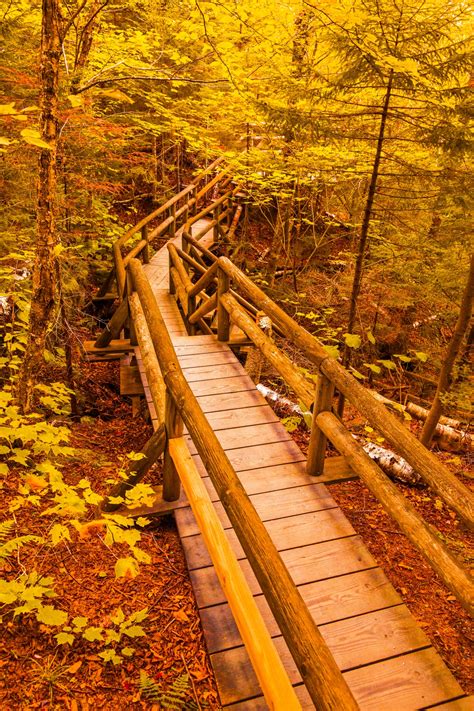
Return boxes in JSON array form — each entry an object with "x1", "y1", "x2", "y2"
[
  {"x1": 165, "y1": 247, "x2": 474, "y2": 613},
  {"x1": 128, "y1": 257, "x2": 358, "y2": 711},
  {"x1": 213, "y1": 256, "x2": 474, "y2": 528}
]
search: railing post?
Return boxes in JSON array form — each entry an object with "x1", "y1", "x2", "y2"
[
  {"x1": 170, "y1": 202, "x2": 176, "y2": 239},
  {"x1": 214, "y1": 203, "x2": 221, "y2": 241},
  {"x1": 217, "y1": 266, "x2": 230, "y2": 341},
  {"x1": 163, "y1": 391, "x2": 182, "y2": 501},
  {"x1": 141, "y1": 224, "x2": 150, "y2": 264},
  {"x1": 126, "y1": 270, "x2": 138, "y2": 346},
  {"x1": 168, "y1": 248, "x2": 176, "y2": 296},
  {"x1": 306, "y1": 374, "x2": 335, "y2": 476},
  {"x1": 192, "y1": 185, "x2": 198, "y2": 215}
]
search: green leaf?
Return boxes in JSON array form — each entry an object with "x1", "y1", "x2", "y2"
[
  {"x1": 122, "y1": 624, "x2": 145, "y2": 638},
  {"x1": 20, "y1": 128, "x2": 53, "y2": 150},
  {"x1": 55, "y1": 632, "x2": 75, "y2": 645},
  {"x1": 366, "y1": 330, "x2": 376, "y2": 345},
  {"x1": 344, "y1": 333, "x2": 362, "y2": 349},
  {"x1": 378, "y1": 360, "x2": 396, "y2": 370},
  {"x1": 68, "y1": 94, "x2": 83, "y2": 108},
  {"x1": 110, "y1": 608, "x2": 125, "y2": 625},
  {"x1": 0, "y1": 137, "x2": 11, "y2": 146},
  {"x1": 126, "y1": 451, "x2": 146, "y2": 461},
  {"x1": 135, "y1": 517, "x2": 151, "y2": 528},
  {"x1": 415, "y1": 351, "x2": 429, "y2": 362},
  {"x1": 323, "y1": 344, "x2": 340, "y2": 359},
  {"x1": 114, "y1": 557, "x2": 139, "y2": 579},
  {"x1": 350, "y1": 368, "x2": 366, "y2": 380},
  {"x1": 0, "y1": 103, "x2": 17, "y2": 115},
  {"x1": 394, "y1": 354, "x2": 411, "y2": 363},
  {"x1": 72, "y1": 616, "x2": 88, "y2": 629},
  {"x1": 364, "y1": 363, "x2": 381, "y2": 374},
  {"x1": 98, "y1": 649, "x2": 122, "y2": 665},
  {"x1": 128, "y1": 607, "x2": 148, "y2": 624},
  {"x1": 36, "y1": 606, "x2": 68, "y2": 627},
  {"x1": 50, "y1": 523, "x2": 71, "y2": 546},
  {"x1": 83, "y1": 626, "x2": 103, "y2": 642}
]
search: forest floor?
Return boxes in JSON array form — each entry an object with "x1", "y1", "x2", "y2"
[
  {"x1": 2, "y1": 351, "x2": 472, "y2": 710},
  {"x1": 0, "y1": 358, "x2": 221, "y2": 711}
]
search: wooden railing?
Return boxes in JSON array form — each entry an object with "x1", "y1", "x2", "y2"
[
  {"x1": 95, "y1": 163, "x2": 474, "y2": 707},
  {"x1": 125, "y1": 257, "x2": 359, "y2": 711},
  {"x1": 94, "y1": 156, "x2": 235, "y2": 347},
  {"x1": 162, "y1": 231, "x2": 474, "y2": 620}
]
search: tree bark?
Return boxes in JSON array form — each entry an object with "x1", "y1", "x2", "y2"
[
  {"x1": 338, "y1": 69, "x2": 394, "y2": 416},
  {"x1": 16, "y1": 0, "x2": 62, "y2": 412},
  {"x1": 421, "y1": 254, "x2": 474, "y2": 446}
]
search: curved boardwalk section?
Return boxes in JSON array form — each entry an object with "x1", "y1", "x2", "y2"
[{"x1": 130, "y1": 224, "x2": 468, "y2": 709}]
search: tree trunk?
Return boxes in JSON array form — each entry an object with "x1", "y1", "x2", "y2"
[
  {"x1": 337, "y1": 69, "x2": 394, "y2": 416},
  {"x1": 16, "y1": 0, "x2": 61, "y2": 412},
  {"x1": 421, "y1": 254, "x2": 474, "y2": 446}
]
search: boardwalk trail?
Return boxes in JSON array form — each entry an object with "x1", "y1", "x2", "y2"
[{"x1": 88, "y1": 163, "x2": 473, "y2": 710}]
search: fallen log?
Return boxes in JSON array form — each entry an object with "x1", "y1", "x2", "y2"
[
  {"x1": 371, "y1": 391, "x2": 473, "y2": 453},
  {"x1": 256, "y1": 384, "x2": 420, "y2": 485}
]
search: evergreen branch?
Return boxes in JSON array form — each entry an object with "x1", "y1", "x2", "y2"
[{"x1": 73, "y1": 75, "x2": 229, "y2": 94}]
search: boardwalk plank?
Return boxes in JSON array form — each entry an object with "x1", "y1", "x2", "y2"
[
  {"x1": 199, "y1": 568, "x2": 403, "y2": 654},
  {"x1": 189, "y1": 536, "x2": 377, "y2": 608},
  {"x1": 182, "y1": 508, "x2": 355, "y2": 570},
  {"x1": 211, "y1": 607, "x2": 432, "y2": 705},
  {"x1": 175, "y1": 483, "x2": 336, "y2": 537}
]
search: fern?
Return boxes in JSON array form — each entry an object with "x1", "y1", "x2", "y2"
[
  {"x1": 0, "y1": 519, "x2": 41, "y2": 559},
  {"x1": 138, "y1": 671, "x2": 199, "y2": 710}
]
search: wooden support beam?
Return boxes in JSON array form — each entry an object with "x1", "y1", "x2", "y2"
[
  {"x1": 307, "y1": 375, "x2": 335, "y2": 476},
  {"x1": 128, "y1": 293, "x2": 166, "y2": 423},
  {"x1": 128, "y1": 257, "x2": 358, "y2": 711},
  {"x1": 169, "y1": 437, "x2": 302, "y2": 711},
  {"x1": 188, "y1": 293, "x2": 217, "y2": 325},
  {"x1": 141, "y1": 224, "x2": 150, "y2": 264},
  {"x1": 85, "y1": 338, "x2": 132, "y2": 354},
  {"x1": 120, "y1": 362, "x2": 144, "y2": 396},
  {"x1": 217, "y1": 267, "x2": 230, "y2": 342},
  {"x1": 93, "y1": 299, "x2": 129, "y2": 348},
  {"x1": 163, "y1": 394, "x2": 182, "y2": 502},
  {"x1": 101, "y1": 423, "x2": 166, "y2": 512},
  {"x1": 317, "y1": 411, "x2": 474, "y2": 617}
]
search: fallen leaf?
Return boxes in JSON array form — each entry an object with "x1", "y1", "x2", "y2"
[
  {"x1": 173, "y1": 609, "x2": 190, "y2": 623},
  {"x1": 67, "y1": 661, "x2": 82, "y2": 674}
]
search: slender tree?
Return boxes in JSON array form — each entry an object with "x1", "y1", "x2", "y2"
[
  {"x1": 421, "y1": 254, "x2": 474, "y2": 447},
  {"x1": 16, "y1": 0, "x2": 62, "y2": 412}
]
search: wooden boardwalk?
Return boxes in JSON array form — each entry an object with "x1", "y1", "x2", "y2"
[{"x1": 130, "y1": 224, "x2": 469, "y2": 710}]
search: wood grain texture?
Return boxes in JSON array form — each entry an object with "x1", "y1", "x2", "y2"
[
  {"x1": 210, "y1": 606, "x2": 431, "y2": 705},
  {"x1": 190, "y1": 536, "x2": 377, "y2": 608},
  {"x1": 175, "y1": 483, "x2": 336, "y2": 537},
  {"x1": 199, "y1": 567, "x2": 403, "y2": 654},
  {"x1": 185, "y1": 421, "x2": 291, "y2": 455},
  {"x1": 182, "y1": 508, "x2": 355, "y2": 570}
]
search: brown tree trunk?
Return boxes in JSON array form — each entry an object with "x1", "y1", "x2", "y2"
[
  {"x1": 16, "y1": 0, "x2": 62, "y2": 412},
  {"x1": 337, "y1": 69, "x2": 394, "y2": 416},
  {"x1": 420, "y1": 254, "x2": 474, "y2": 446}
]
